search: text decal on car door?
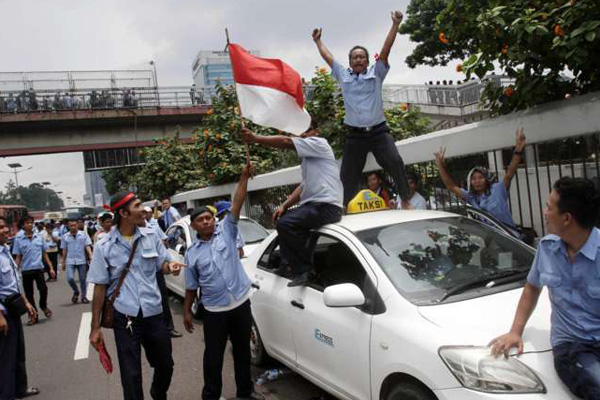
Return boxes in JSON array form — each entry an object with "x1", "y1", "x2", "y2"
[{"x1": 315, "y1": 329, "x2": 334, "y2": 347}]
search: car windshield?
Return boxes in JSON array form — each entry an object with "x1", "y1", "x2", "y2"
[
  {"x1": 356, "y1": 217, "x2": 535, "y2": 305},
  {"x1": 238, "y1": 219, "x2": 269, "y2": 244}
]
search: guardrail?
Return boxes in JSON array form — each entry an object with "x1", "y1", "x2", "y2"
[
  {"x1": 171, "y1": 92, "x2": 600, "y2": 238},
  {"x1": 0, "y1": 86, "x2": 212, "y2": 114}
]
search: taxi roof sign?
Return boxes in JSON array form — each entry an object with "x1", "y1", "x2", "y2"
[{"x1": 347, "y1": 189, "x2": 389, "y2": 214}]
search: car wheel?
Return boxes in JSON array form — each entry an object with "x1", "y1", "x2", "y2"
[
  {"x1": 250, "y1": 320, "x2": 269, "y2": 366},
  {"x1": 386, "y1": 382, "x2": 436, "y2": 400}
]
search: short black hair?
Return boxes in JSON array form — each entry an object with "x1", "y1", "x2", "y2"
[
  {"x1": 348, "y1": 45, "x2": 369, "y2": 63},
  {"x1": 110, "y1": 191, "x2": 137, "y2": 226},
  {"x1": 406, "y1": 170, "x2": 420, "y2": 185},
  {"x1": 20, "y1": 215, "x2": 33, "y2": 226},
  {"x1": 77, "y1": 217, "x2": 84, "y2": 223},
  {"x1": 553, "y1": 177, "x2": 600, "y2": 229},
  {"x1": 0, "y1": 216, "x2": 7, "y2": 223}
]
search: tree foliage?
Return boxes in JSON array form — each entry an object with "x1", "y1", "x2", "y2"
[
  {"x1": 400, "y1": 0, "x2": 600, "y2": 114},
  {"x1": 0, "y1": 181, "x2": 64, "y2": 211}
]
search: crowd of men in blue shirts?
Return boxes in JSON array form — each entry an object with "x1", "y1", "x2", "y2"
[{"x1": 1, "y1": 9, "x2": 600, "y2": 400}]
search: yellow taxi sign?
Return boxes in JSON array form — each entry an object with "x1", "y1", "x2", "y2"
[{"x1": 347, "y1": 189, "x2": 389, "y2": 214}]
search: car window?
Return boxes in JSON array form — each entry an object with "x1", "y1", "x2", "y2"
[
  {"x1": 308, "y1": 234, "x2": 372, "y2": 292},
  {"x1": 357, "y1": 217, "x2": 535, "y2": 305},
  {"x1": 166, "y1": 226, "x2": 186, "y2": 252},
  {"x1": 238, "y1": 219, "x2": 269, "y2": 244},
  {"x1": 257, "y1": 237, "x2": 294, "y2": 278}
]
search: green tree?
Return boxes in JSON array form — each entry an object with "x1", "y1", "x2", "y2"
[
  {"x1": 0, "y1": 182, "x2": 64, "y2": 211},
  {"x1": 400, "y1": 0, "x2": 600, "y2": 115}
]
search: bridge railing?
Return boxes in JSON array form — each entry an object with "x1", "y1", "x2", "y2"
[
  {"x1": 170, "y1": 92, "x2": 600, "y2": 239},
  {"x1": 0, "y1": 86, "x2": 213, "y2": 114}
]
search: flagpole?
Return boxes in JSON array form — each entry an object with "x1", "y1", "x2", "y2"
[{"x1": 225, "y1": 28, "x2": 252, "y2": 167}]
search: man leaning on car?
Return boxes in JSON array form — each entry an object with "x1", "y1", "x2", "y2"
[{"x1": 490, "y1": 177, "x2": 600, "y2": 399}]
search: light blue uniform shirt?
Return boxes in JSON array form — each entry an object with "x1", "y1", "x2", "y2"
[
  {"x1": 61, "y1": 231, "x2": 92, "y2": 265},
  {"x1": 148, "y1": 218, "x2": 167, "y2": 241},
  {"x1": 527, "y1": 228, "x2": 600, "y2": 346},
  {"x1": 163, "y1": 207, "x2": 181, "y2": 228},
  {"x1": 292, "y1": 137, "x2": 343, "y2": 208},
  {"x1": 185, "y1": 215, "x2": 251, "y2": 308},
  {"x1": 331, "y1": 59, "x2": 389, "y2": 128},
  {"x1": 88, "y1": 227, "x2": 172, "y2": 317},
  {"x1": 0, "y1": 245, "x2": 22, "y2": 314},
  {"x1": 12, "y1": 232, "x2": 47, "y2": 271},
  {"x1": 461, "y1": 182, "x2": 518, "y2": 234}
]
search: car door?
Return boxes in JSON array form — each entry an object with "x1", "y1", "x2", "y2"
[
  {"x1": 250, "y1": 237, "x2": 297, "y2": 366},
  {"x1": 290, "y1": 231, "x2": 381, "y2": 400},
  {"x1": 164, "y1": 225, "x2": 187, "y2": 297}
]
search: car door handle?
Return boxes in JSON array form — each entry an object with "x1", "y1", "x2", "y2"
[
  {"x1": 290, "y1": 300, "x2": 305, "y2": 309},
  {"x1": 251, "y1": 281, "x2": 260, "y2": 290}
]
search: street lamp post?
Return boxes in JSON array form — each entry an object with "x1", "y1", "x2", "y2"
[
  {"x1": 0, "y1": 163, "x2": 33, "y2": 202},
  {"x1": 149, "y1": 60, "x2": 160, "y2": 107}
]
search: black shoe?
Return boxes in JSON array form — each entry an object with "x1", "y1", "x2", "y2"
[
  {"x1": 81, "y1": 297, "x2": 90, "y2": 304},
  {"x1": 236, "y1": 392, "x2": 265, "y2": 400},
  {"x1": 287, "y1": 272, "x2": 309, "y2": 287},
  {"x1": 170, "y1": 329, "x2": 183, "y2": 338}
]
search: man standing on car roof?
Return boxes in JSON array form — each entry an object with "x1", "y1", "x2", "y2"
[
  {"x1": 88, "y1": 191, "x2": 184, "y2": 400},
  {"x1": 490, "y1": 177, "x2": 600, "y2": 399},
  {"x1": 183, "y1": 164, "x2": 263, "y2": 400},
  {"x1": 312, "y1": 11, "x2": 411, "y2": 209}
]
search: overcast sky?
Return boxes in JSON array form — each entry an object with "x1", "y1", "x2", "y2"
[{"x1": 0, "y1": 0, "x2": 459, "y2": 204}]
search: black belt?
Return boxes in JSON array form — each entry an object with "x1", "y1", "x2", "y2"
[{"x1": 345, "y1": 121, "x2": 386, "y2": 133}]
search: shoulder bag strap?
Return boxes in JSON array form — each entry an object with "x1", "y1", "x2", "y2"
[{"x1": 107, "y1": 237, "x2": 141, "y2": 304}]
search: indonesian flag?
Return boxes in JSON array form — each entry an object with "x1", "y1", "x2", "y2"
[{"x1": 229, "y1": 44, "x2": 311, "y2": 135}]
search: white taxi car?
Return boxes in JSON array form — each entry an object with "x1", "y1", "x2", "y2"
[
  {"x1": 164, "y1": 214, "x2": 270, "y2": 298},
  {"x1": 245, "y1": 209, "x2": 576, "y2": 400}
]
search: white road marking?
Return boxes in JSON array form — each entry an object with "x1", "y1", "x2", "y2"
[{"x1": 74, "y1": 312, "x2": 92, "y2": 360}]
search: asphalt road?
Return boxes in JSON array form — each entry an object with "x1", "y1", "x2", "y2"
[{"x1": 20, "y1": 276, "x2": 330, "y2": 400}]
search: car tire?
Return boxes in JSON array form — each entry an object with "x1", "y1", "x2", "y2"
[
  {"x1": 250, "y1": 319, "x2": 269, "y2": 366},
  {"x1": 386, "y1": 382, "x2": 436, "y2": 400}
]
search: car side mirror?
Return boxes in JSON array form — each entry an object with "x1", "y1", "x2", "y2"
[{"x1": 323, "y1": 283, "x2": 365, "y2": 308}]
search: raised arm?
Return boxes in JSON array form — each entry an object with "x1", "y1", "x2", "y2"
[
  {"x1": 435, "y1": 147, "x2": 466, "y2": 200},
  {"x1": 312, "y1": 28, "x2": 334, "y2": 67},
  {"x1": 379, "y1": 11, "x2": 403, "y2": 67},
  {"x1": 503, "y1": 128, "x2": 526, "y2": 190},
  {"x1": 231, "y1": 163, "x2": 253, "y2": 219},
  {"x1": 240, "y1": 128, "x2": 295, "y2": 150}
]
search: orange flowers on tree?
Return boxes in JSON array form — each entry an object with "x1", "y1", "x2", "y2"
[
  {"x1": 455, "y1": 63, "x2": 463, "y2": 72},
  {"x1": 501, "y1": 44, "x2": 509, "y2": 55},
  {"x1": 439, "y1": 32, "x2": 449, "y2": 44},
  {"x1": 503, "y1": 86, "x2": 515, "y2": 97},
  {"x1": 554, "y1": 25, "x2": 565, "y2": 37},
  {"x1": 401, "y1": 103, "x2": 408, "y2": 111}
]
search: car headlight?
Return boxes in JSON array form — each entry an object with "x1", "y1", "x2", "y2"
[{"x1": 438, "y1": 346, "x2": 545, "y2": 394}]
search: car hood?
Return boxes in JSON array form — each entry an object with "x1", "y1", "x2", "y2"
[{"x1": 417, "y1": 287, "x2": 553, "y2": 352}]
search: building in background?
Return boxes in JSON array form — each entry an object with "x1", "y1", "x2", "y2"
[
  {"x1": 83, "y1": 170, "x2": 109, "y2": 209},
  {"x1": 192, "y1": 50, "x2": 260, "y2": 93}
]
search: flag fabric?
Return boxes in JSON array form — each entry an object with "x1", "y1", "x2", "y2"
[{"x1": 229, "y1": 43, "x2": 311, "y2": 135}]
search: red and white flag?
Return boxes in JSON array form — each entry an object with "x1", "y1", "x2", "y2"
[{"x1": 229, "y1": 44, "x2": 311, "y2": 136}]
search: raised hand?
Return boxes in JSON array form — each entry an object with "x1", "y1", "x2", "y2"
[
  {"x1": 240, "y1": 128, "x2": 255, "y2": 144},
  {"x1": 391, "y1": 10, "x2": 403, "y2": 25},
  {"x1": 515, "y1": 128, "x2": 526, "y2": 153},
  {"x1": 434, "y1": 147, "x2": 447, "y2": 167},
  {"x1": 312, "y1": 28, "x2": 322, "y2": 42}
]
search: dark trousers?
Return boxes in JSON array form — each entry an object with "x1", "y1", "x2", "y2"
[
  {"x1": 156, "y1": 272, "x2": 174, "y2": 331},
  {"x1": 113, "y1": 311, "x2": 174, "y2": 400},
  {"x1": 45, "y1": 251, "x2": 58, "y2": 279},
  {"x1": 202, "y1": 300, "x2": 253, "y2": 400},
  {"x1": 340, "y1": 123, "x2": 409, "y2": 206},
  {"x1": 22, "y1": 270, "x2": 48, "y2": 311},
  {"x1": 0, "y1": 312, "x2": 28, "y2": 400},
  {"x1": 553, "y1": 341, "x2": 600, "y2": 399},
  {"x1": 276, "y1": 202, "x2": 342, "y2": 276}
]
